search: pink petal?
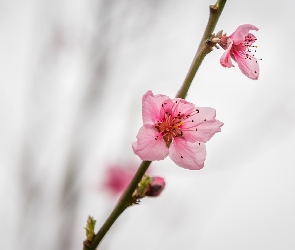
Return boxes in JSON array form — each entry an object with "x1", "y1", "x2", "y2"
[
  {"x1": 232, "y1": 49, "x2": 259, "y2": 80},
  {"x1": 183, "y1": 119, "x2": 223, "y2": 143},
  {"x1": 169, "y1": 137, "x2": 206, "y2": 170},
  {"x1": 142, "y1": 90, "x2": 170, "y2": 125},
  {"x1": 155, "y1": 98, "x2": 195, "y2": 121},
  {"x1": 230, "y1": 24, "x2": 259, "y2": 45},
  {"x1": 220, "y1": 42, "x2": 235, "y2": 68},
  {"x1": 132, "y1": 124, "x2": 169, "y2": 161},
  {"x1": 188, "y1": 107, "x2": 217, "y2": 124},
  {"x1": 194, "y1": 120, "x2": 223, "y2": 142},
  {"x1": 181, "y1": 107, "x2": 219, "y2": 142},
  {"x1": 170, "y1": 98, "x2": 195, "y2": 117}
]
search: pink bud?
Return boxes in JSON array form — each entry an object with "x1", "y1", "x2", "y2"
[{"x1": 145, "y1": 176, "x2": 165, "y2": 197}]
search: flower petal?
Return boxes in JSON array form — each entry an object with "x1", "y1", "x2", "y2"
[
  {"x1": 181, "y1": 107, "x2": 221, "y2": 142},
  {"x1": 230, "y1": 24, "x2": 259, "y2": 45},
  {"x1": 170, "y1": 98, "x2": 195, "y2": 117},
  {"x1": 232, "y1": 49, "x2": 259, "y2": 80},
  {"x1": 132, "y1": 124, "x2": 169, "y2": 161},
  {"x1": 220, "y1": 41, "x2": 235, "y2": 68},
  {"x1": 169, "y1": 138, "x2": 206, "y2": 170},
  {"x1": 142, "y1": 90, "x2": 170, "y2": 125},
  {"x1": 186, "y1": 107, "x2": 217, "y2": 124},
  {"x1": 183, "y1": 120, "x2": 223, "y2": 143},
  {"x1": 195, "y1": 120, "x2": 223, "y2": 142}
]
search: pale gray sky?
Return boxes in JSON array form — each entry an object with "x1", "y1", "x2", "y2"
[{"x1": 0, "y1": 0, "x2": 294, "y2": 250}]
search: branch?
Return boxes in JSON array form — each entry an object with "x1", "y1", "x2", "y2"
[
  {"x1": 176, "y1": 0, "x2": 227, "y2": 99},
  {"x1": 83, "y1": 1, "x2": 227, "y2": 249}
]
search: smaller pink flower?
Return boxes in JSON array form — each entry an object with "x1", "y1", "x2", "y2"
[
  {"x1": 132, "y1": 91, "x2": 223, "y2": 170},
  {"x1": 102, "y1": 165, "x2": 136, "y2": 196},
  {"x1": 219, "y1": 24, "x2": 259, "y2": 80}
]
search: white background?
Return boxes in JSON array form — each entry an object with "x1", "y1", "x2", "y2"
[{"x1": 1, "y1": 0, "x2": 294, "y2": 249}]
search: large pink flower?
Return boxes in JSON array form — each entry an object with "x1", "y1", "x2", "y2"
[
  {"x1": 132, "y1": 91, "x2": 223, "y2": 170},
  {"x1": 220, "y1": 24, "x2": 259, "y2": 80}
]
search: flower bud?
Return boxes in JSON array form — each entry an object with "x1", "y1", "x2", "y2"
[
  {"x1": 84, "y1": 216, "x2": 96, "y2": 247},
  {"x1": 145, "y1": 176, "x2": 165, "y2": 197}
]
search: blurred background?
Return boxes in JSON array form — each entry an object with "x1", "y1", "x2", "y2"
[{"x1": 1, "y1": 0, "x2": 295, "y2": 249}]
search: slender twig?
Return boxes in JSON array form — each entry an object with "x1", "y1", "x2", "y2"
[
  {"x1": 83, "y1": 161, "x2": 151, "y2": 250},
  {"x1": 83, "y1": 0, "x2": 227, "y2": 249},
  {"x1": 175, "y1": 45, "x2": 212, "y2": 99},
  {"x1": 198, "y1": 0, "x2": 227, "y2": 54},
  {"x1": 176, "y1": 0, "x2": 227, "y2": 99}
]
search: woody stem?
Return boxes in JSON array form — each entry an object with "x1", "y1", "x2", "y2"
[
  {"x1": 176, "y1": 0, "x2": 227, "y2": 99},
  {"x1": 83, "y1": 161, "x2": 151, "y2": 250}
]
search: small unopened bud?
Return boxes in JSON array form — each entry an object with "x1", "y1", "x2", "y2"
[
  {"x1": 84, "y1": 216, "x2": 96, "y2": 242},
  {"x1": 132, "y1": 175, "x2": 151, "y2": 202},
  {"x1": 132, "y1": 175, "x2": 166, "y2": 203},
  {"x1": 145, "y1": 176, "x2": 165, "y2": 197}
]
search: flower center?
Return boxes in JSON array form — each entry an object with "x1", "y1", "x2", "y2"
[
  {"x1": 154, "y1": 101, "x2": 201, "y2": 147},
  {"x1": 243, "y1": 33, "x2": 257, "y2": 46},
  {"x1": 155, "y1": 112, "x2": 184, "y2": 147}
]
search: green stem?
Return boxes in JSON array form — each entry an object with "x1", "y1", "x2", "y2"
[
  {"x1": 176, "y1": 45, "x2": 212, "y2": 99},
  {"x1": 83, "y1": 0, "x2": 227, "y2": 249},
  {"x1": 83, "y1": 161, "x2": 151, "y2": 250},
  {"x1": 198, "y1": 0, "x2": 227, "y2": 54},
  {"x1": 176, "y1": 0, "x2": 227, "y2": 99}
]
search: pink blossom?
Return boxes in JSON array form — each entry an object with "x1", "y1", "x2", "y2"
[
  {"x1": 220, "y1": 24, "x2": 259, "y2": 80},
  {"x1": 102, "y1": 165, "x2": 136, "y2": 196},
  {"x1": 132, "y1": 91, "x2": 223, "y2": 170}
]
